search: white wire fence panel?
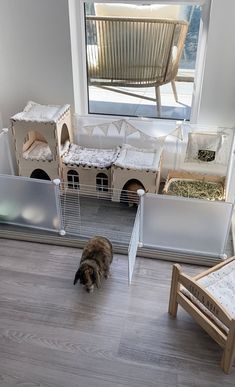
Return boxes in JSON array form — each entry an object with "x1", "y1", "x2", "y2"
[
  {"x1": 60, "y1": 183, "x2": 137, "y2": 244},
  {"x1": 128, "y1": 206, "x2": 140, "y2": 283},
  {"x1": 0, "y1": 175, "x2": 61, "y2": 232},
  {"x1": 60, "y1": 186, "x2": 82, "y2": 235}
]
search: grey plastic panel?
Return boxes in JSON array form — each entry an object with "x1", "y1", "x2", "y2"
[
  {"x1": 0, "y1": 131, "x2": 14, "y2": 175},
  {"x1": 0, "y1": 175, "x2": 61, "y2": 232},
  {"x1": 142, "y1": 194, "x2": 233, "y2": 257}
]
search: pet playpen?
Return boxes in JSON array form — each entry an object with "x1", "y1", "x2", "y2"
[{"x1": 1, "y1": 117, "x2": 235, "y2": 282}]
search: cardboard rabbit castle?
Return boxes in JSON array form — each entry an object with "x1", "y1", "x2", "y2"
[
  {"x1": 11, "y1": 101, "x2": 73, "y2": 181},
  {"x1": 11, "y1": 101, "x2": 233, "y2": 204},
  {"x1": 11, "y1": 101, "x2": 163, "y2": 202}
]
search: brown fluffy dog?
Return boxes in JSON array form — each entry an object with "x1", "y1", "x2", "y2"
[{"x1": 73, "y1": 236, "x2": 113, "y2": 292}]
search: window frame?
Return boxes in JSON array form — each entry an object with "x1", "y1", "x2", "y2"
[
  {"x1": 67, "y1": 169, "x2": 80, "y2": 189},
  {"x1": 68, "y1": 0, "x2": 211, "y2": 123},
  {"x1": 96, "y1": 172, "x2": 109, "y2": 192}
]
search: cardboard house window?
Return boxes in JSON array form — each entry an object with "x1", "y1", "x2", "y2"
[
  {"x1": 96, "y1": 173, "x2": 108, "y2": 192},
  {"x1": 67, "y1": 170, "x2": 80, "y2": 189}
]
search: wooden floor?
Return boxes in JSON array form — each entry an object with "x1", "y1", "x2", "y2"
[
  {"x1": 62, "y1": 195, "x2": 137, "y2": 244},
  {"x1": 0, "y1": 238, "x2": 234, "y2": 386}
]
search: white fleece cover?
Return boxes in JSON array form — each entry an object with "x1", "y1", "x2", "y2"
[
  {"x1": 182, "y1": 260, "x2": 235, "y2": 333},
  {"x1": 23, "y1": 141, "x2": 53, "y2": 161},
  {"x1": 198, "y1": 260, "x2": 235, "y2": 318},
  {"x1": 114, "y1": 144, "x2": 162, "y2": 171},
  {"x1": 12, "y1": 101, "x2": 69, "y2": 123},
  {"x1": 62, "y1": 143, "x2": 120, "y2": 168}
]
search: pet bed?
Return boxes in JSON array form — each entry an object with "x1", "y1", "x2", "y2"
[
  {"x1": 168, "y1": 256, "x2": 235, "y2": 373},
  {"x1": 63, "y1": 144, "x2": 120, "y2": 168},
  {"x1": 114, "y1": 144, "x2": 162, "y2": 171},
  {"x1": 23, "y1": 140, "x2": 53, "y2": 161},
  {"x1": 62, "y1": 144, "x2": 120, "y2": 168}
]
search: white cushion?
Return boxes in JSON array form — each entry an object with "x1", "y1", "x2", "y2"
[
  {"x1": 114, "y1": 144, "x2": 162, "y2": 171},
  {"x1": 182, "y1": 260, "x2": 235, "y2": 333},
  {"x1": 198, "y1": 260, "x2": 235, "y2": 319},
  {"x1": 62, "y1": 144, "x2": 120, "y2": 168},
  {"x1": 23, "y1": 140, "x2": 53, "y2": 161},
  {"x1": 12, "y1": 101, "x2": 69, "y2": 123},
  {"x1": 95, "y1": 4, "x2": 181, "y2": 19}
]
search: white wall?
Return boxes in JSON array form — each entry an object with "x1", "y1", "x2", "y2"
[
  {"x1": 198, "y1": 0, "x2": 235, "y2": 126},
  {"x1": 0, "y1": 0, "x2": 74, "y2": 127},
  {"x1": 0, "y1": 0, "x2": 235, "y2": 128}
]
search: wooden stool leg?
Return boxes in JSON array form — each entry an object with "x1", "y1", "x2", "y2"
[
  {"x1": 168, "y1": 264, "x2": 181, "y2": 317},
  {"x1": 221, "y1": 319, "x2": 235, "y2": 374}
]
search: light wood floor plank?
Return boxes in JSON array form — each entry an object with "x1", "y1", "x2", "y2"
[{"x1": 0, "y1": 238, "x2": 234, "y2": 386}]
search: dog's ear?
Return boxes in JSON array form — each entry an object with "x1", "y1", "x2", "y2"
[
  {"x1": 94, "y1": 270, "x2": 101, "y2": 288},
  {"x1": 73, "y1": 268, "x2": 81, "y2": 285}
]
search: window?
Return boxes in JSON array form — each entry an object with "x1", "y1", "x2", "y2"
[
  {"x1": 67, "y1": 170, "x2": 80, "y2": 189},
  {"x1": 69, "y1": 0, "x2": 210, "y2": 122},
  {"x1": 96, "y1": 172, "x2": 108, "y2": 192},
  {"x1": 84, "y1": 2, "x2": 202, "y2": 121}
]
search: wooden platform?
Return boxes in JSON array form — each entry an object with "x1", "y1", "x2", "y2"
[{"x1": 0, "y1": 238, "x2": 234, "y2": 385}]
